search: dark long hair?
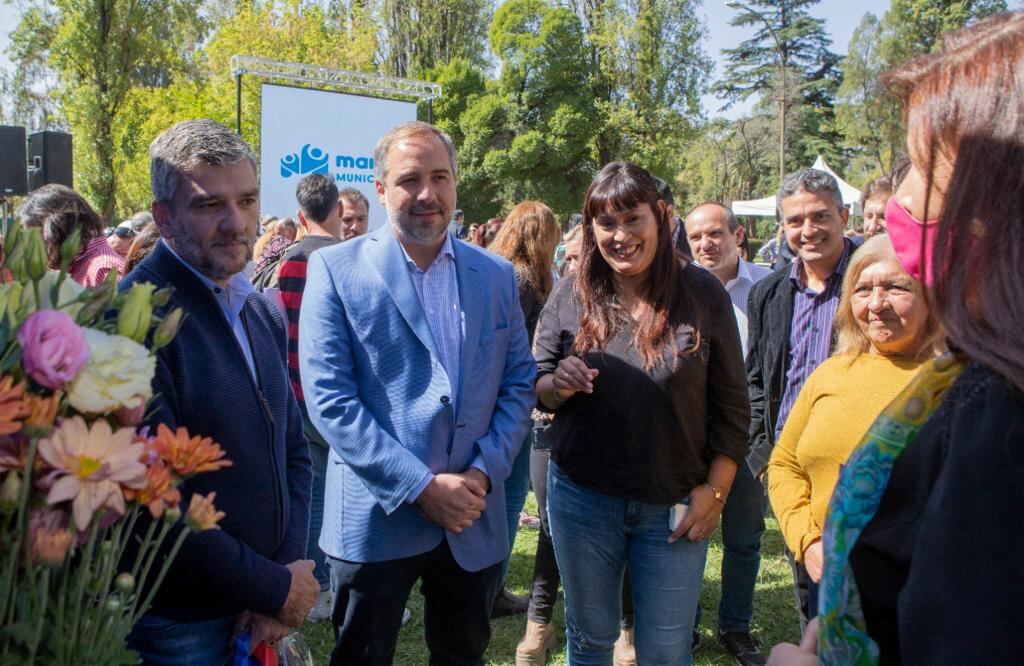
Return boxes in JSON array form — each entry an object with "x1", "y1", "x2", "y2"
[
  {"x1": 884, "y1": 11, "x2": 1024, "y2": 392},
  {"x1": 574, "y1": 162, "x2": 699, "y2": 369},
  {"x1": 16, "y1": 184, "x2": 104, "y2": 269}
]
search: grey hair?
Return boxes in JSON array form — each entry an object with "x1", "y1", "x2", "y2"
[
  {"x1": 374, "y1": 121, "x2": 457, "y2": 183},
  {"x1": 686, "y1": 201, "x2": 740, "y2": 232},
  {"x1": 776, "y1": 168, "x2": 843, "y2": 216},
  {"x1": 150, "y1": 119, "x2": 257, "y2": 206}
]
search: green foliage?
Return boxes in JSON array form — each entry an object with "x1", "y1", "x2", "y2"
[
  {"x1": 377, "y1": 0, "x2": 492, "y2": 77},
  {"x1": 6, "y1": 0, "x2": 207, "y2": 220},
  {"x1": 834, "y1": 0, "x2": 1007, "y2": 191},
  {"x1": 449, "y1": 0, "x2": 597, "y2": 221}
]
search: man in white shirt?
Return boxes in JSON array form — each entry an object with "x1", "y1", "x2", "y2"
[
  {"x1": 685, "y1": 203, "x2": 772, "y2": 357},
  {"x1": 684, "y1": 202, "x2": 772, "y2": 666}
]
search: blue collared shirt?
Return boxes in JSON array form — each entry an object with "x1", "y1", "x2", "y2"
[
  {"x1": 774, "y1": 240, "x2": 852, "y2": 439},
  {"x1": 400, "y1": 233, "x2": 489, "y2": 500},
  {"x1": 161, "y1": 239, "x2": 258, "y2": 382}
]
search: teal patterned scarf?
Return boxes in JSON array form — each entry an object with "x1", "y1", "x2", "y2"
[{"x1": 818, "y1": 352, "x2": 966, "y2": 664}]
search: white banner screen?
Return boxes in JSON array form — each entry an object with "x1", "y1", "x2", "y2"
[{"x1": 259, "y1": 83, "x2": 417, "y2": 230}]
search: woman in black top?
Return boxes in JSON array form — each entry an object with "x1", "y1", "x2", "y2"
[
  {"x1": 533, "y1": 162, "x2": 749, "y2": 664},
  {"x1": 768, "y1": 12, "x2": 1024, "y2": 666}
]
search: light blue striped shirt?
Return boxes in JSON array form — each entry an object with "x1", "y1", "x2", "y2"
[
  {"x1": 402, "y1": 233, "x2": 462, "y2": 396},
  {"x1": 401, "y1": 233, "x2": 488, "y2": 501}
]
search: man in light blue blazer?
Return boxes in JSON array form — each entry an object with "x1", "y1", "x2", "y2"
[{"x1": 299, "y1": 121, "x2": 536, "y2": 665}]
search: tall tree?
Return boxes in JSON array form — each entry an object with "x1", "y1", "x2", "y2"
[
  {"x1": 711, "y1": 0, "x2": 841, "y2": 175},
  {"x1": 834, "y1": 12, "x2": 902, "y2": 179},
  {"x1": 6, "y1": 0, "x2": 206, "y2": 220},
  {"x1": 567, "y1": 0, "x2": 710, "y2": 174},
  {"x1": 835, "y1": 0, "x2": 1006, "y2": 186},
  {"x1": 450, "y1": 0, "x2": 597, "y2": 220},
  {"x1": 376, "y1": 0, "x2": 492, "y2": 77}
]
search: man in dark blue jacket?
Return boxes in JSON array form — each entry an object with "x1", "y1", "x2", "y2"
[{"x1": 123, "y1": 119, "x2": 316, "y2": 664}]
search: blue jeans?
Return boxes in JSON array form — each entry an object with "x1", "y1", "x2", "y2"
[
  {"x1": 547, "y1": 463, "x2": 708, "y2": 665},
  {"x1": 501, "y1": 433, "x2": 532, "y2": 584},
  {"x1": 127, "y1": 612, "x2": 236, "y2": 665},
  {"x1": 302, "y1": 406, "x2": 331, "y2": 590},
  {"x1": 716, "y1": 462, "x2": 767, "y2": 632}
]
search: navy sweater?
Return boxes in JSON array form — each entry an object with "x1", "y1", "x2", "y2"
[{"x1": 121, "y1": 242, "x2": 311, "y2": 621}]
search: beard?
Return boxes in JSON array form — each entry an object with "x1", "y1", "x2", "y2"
[
  {"x1": 386, "y1": 201, "x2": 451, "y2": 244},
  {"x1": 170, "y1": 221, "x2": 253, "y2": 281}
]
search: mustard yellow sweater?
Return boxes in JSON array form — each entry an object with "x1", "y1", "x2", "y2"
[{"x1": 767, "y1": 353, "x2": 923, "y2": 561}]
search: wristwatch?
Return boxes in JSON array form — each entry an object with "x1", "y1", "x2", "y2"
[{"x1": 706, "y1": 482, "x2": 727, "y2": 505}]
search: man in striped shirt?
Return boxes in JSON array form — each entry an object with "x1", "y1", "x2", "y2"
[
  {"x1": 276, "y1": 172, "x2": 343, "y2": 619},
  {"x1": 742, "y1": 169, "x2": 855, "y2": 658}
]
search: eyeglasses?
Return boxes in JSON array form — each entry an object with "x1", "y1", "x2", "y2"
[{"x1": 110, "y1": 227, "x2": 135, "y2": 239}]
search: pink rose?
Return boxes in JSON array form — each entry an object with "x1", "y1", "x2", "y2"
[{"x1": 17, "y1": 310, "x2": 90, "y2": 390}]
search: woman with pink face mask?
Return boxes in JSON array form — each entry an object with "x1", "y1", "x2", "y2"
[{"x1": 769, "y1": 11, "x2": 1024, "y2": 666}]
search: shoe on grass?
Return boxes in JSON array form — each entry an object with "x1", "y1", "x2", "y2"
[
  {"x1": 491, "y1": 588, "x2": 530, "y2": 619},
  {"x1": 718, "y1": 630, "x2": 766, "y2": 666},
  {"x1": 515, "y1": 619, "x2": 557, "y2": 666}
]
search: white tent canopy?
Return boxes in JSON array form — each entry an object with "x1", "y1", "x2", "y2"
[{"x1": 731, "y1": 156, "x2": 864, "y2": 217}]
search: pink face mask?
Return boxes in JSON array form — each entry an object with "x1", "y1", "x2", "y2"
[{"x1": 884, "y1": 197, "x2": 939, "y2": 288}]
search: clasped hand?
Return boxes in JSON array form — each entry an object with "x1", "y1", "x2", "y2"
[{"x1": 416, "y1": 471, "x2": 489, "y2": 533}]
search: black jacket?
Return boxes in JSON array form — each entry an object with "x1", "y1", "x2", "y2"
[
  {"x1": 850, "y1": 361, "x2": 1024, "y2": 663},
  {"x1": 121, "y1": 241, "x2": 312, "y2": 620},
  {"x1": 744, "y1": 264, "x2": 795, "y2": 476},
  {"x1": 744, "y1": 238, "x2": 858, "y2": 475}
]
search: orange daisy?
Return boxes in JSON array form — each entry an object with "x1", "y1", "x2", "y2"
[{"x1": 149, "y1": 424, "x2": 232, "y2": 478}]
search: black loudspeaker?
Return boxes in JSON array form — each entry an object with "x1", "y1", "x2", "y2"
[
  {"x1": 28, "y1": 131, "x2": 73, "y2": 191},
  {"x1": 0, "y1": 126, "x2": 28, "y2": 196}
]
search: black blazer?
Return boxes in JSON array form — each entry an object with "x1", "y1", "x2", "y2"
[{"x1": 744, "y1": 265, "x2": 795, "y2": 476}]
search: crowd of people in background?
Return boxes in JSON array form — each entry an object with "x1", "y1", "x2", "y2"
[{"x1": 2, "y1": 11, "x2": 1022, "y2": 666}]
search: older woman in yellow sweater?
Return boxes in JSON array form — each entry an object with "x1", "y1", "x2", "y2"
[{"x1": 767, "y1": 234, "x2": 941, "y2": 616}]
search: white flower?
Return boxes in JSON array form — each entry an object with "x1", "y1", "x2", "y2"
[{"x1": 67, "y1": 329, "x2": 155, "y2": 415}]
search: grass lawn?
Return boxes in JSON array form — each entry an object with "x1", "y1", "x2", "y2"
[{"x1": 301, "y1": 493, "x2": 802, "y2": 665}]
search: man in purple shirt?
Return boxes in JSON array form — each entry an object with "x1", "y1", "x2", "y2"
[{"x1": 740, "y1": 169, "x2": 855, "y2": 661}]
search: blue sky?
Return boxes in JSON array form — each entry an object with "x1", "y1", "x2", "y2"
[{"x1": 0, "y1": 0, "x2": 898, "y2": 121}]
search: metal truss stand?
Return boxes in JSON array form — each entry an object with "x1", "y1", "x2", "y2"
[{"x1": 229, "y1": 55, "x2": 443, "y2": 134}]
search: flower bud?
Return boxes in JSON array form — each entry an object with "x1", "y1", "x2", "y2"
[
  {"x1": 76, "y1": 279, "x2": 117, "y2": 324},
  {"x1": 117, "y1": 283, "x2": 155, "y2": 343},
  {"x1": 115, "y1": 572, "x2": 136, "y2": 593},
  {"x1": 163, "y1": 506, "x2": 182, "y2": 524},
  {"x1": 26, "y1": 229, "x2": 49, "y2": 282},
  {"x1": 152, "y1": 308, "x2": 184, "y2": 351},
  {"x1": 59, "y1": 227, "x2": 82, "y2": 271},
  {"x1": 4, "y1": 220, "x2": 22, "y2": 258},
  {"x1": 28, "y1": 510, "x2": 73, "y2": 566},
  {"x1": 151, "y1": 287, "x2": 173, "y2": 308},
  {"x1": 0, "y1": 472, "x2": 22, "y2": 510},
  {"x1": 106, "y1": 598, "x2": 121, "y2": 613}
]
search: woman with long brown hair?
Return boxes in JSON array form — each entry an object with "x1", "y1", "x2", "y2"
[
  {"x1": 533, "y1": 162, "x2": 749, "y2": 664},
  {"x1": 484, "y1": 201, "x2": 561, "y2": 620},
  {"x1": 769, "y1": 11, "x2": 1024, "y2": 665}
]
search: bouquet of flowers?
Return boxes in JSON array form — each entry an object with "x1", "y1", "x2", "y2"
[{"x1": 0, "y1": 223, "x2": 231, "y2": 664}]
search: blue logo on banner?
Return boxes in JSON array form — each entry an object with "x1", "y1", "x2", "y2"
[{"x1": 280, "y1": 144, "x2": 330, "y2": 178}]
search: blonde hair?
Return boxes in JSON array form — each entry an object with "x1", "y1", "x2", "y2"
[
  {"x1": 833, "y1": 234, "x2": 942, "y2": 359},
  {"x1": 488, "y1": 201, "x2": 561, "y2": 302}
]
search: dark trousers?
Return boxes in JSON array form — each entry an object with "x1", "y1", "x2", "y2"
[
  {"x1": 329, "y1": 541, "x2": 503, "y2": 666},
  {"x1": 527, "y1": 445, "x2": 633, "y2": 627}
]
